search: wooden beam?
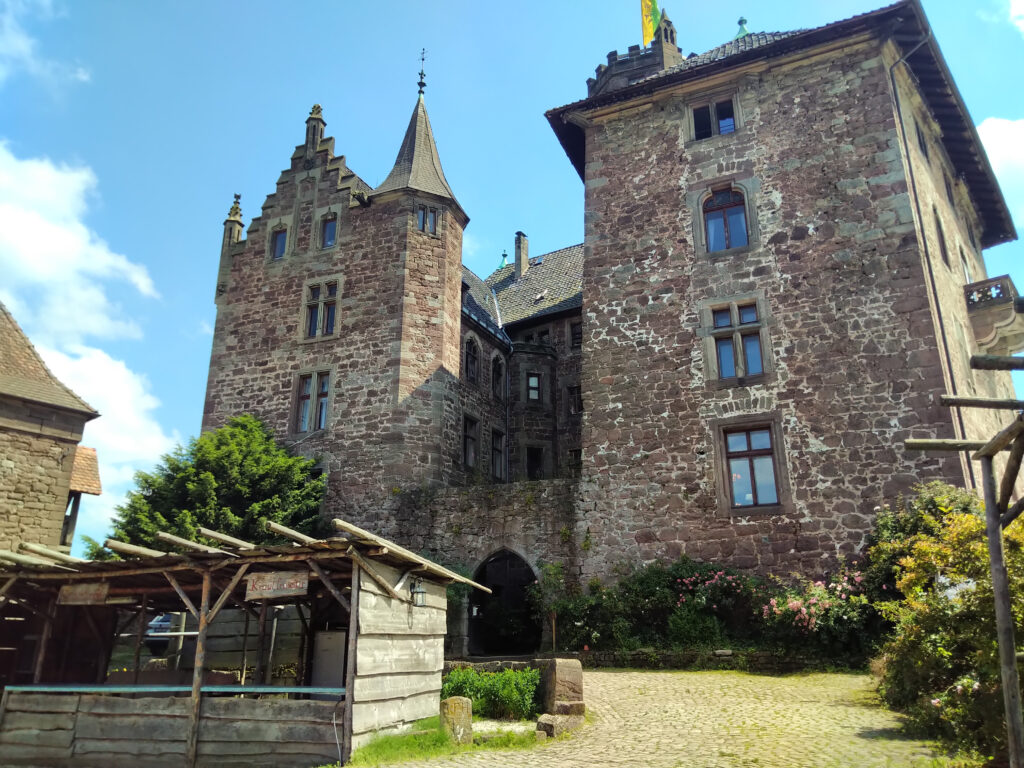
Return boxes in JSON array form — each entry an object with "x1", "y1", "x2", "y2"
[
  {"x1": 0, "y1": 550, "x2": 74, "y2": 570},
  {"x1": 972, "y1": 354, "x2": 1024, "y2": 371},
  {"x1": 1000, "y1": 435, "x2": 1024, "y2": 512},
  {"x1": 156, "y1": 531, "x2": 233, "y2": 556},
  {"x1": 105, "y1": 539, "x2": 168, "y2": 559},
  {"x1": 346, "y1": 546, "x2": 403, "y2": 602},
  {"x1": 198, "y1": 527, "x2": 255, "y2": 550},
  {"x1": 207, "y1": 563, "x2": 250, "y2": 624},
  {"x1": 940, "y1": 395, "x2": 1024, "y2": 411},
  {"x1": 164, "y1": 572, "x2": 199, "y2": 619},
  {"x1": 31, "y1": 599, "x2": 54, "y2": 684},
  {"x1": 904, "y1": 439, "x2": 989, "y2": 452},
  {"x1": 306, "y1": 559, "x2": 350, "y2": 612},
  {"x1": 132, "y1": 595, "x2": 149, "y2": 685},
  {"x1": 341, "y1": 566, "x2": 360, "y2": 764},
  {"x1": 264, "y1": 519, "x2": 317, "y2": 545},
  {"x1": 253, "y1": 600, "x2": 268, "y2": 686},
  {"x1": 185, "y1": 571, "x2": 211, "y2": 768},
  {"x1": 18, "y1": 542, "x2": 87, "y2": 564},
  {"x1": 980, "y1": 456, "x2": 1024, "y2": 767},
  {"x1": 0, "y1": 577, "x2": 18, "y2": 605},
  {"x1": 332, "y1": 518, "x2": 491, "y2": 593},
  {"x1": 1003, "y1": 498, "x2": 1024, "y2": 529},
  {"x1": 974, "y1": 415, "x2": 1024, "y2": 460}
]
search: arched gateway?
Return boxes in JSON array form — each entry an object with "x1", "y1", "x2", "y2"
[{"x1": 467, "y1": 549, "x2": 542, "y2": 656}]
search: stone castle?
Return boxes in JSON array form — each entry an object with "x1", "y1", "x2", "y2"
[{"x1": 203, "y1": 1, "x2": 1020, "y2": 653}]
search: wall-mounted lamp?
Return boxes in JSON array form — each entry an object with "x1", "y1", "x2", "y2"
[{"x1": 411, "y1": 578, "x2": 426, "y2": 607}]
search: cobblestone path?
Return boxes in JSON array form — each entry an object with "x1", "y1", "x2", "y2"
[{"x1": 393, "y1": 670, "x2": 963, "y2": 768}]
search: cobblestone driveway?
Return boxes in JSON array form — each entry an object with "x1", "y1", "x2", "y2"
[{"x1": 396, "y1": 670, "x2": 963, "y2": 768}]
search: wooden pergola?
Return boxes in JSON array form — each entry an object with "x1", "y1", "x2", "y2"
[{"x1": 0, "y1": 518, "x2": 487, "y2": 768}]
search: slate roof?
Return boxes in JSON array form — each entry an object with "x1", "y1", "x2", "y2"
[
  {"x1": 461, "y1": 266, "x2": 511, "y2": 346},
  {"x1": 483, "y1": 244, "x2": 584, "y2": 327},
  {"x1": 0, "y1": 302, "x2": 98, "y2": 417},
  {"x1": 374, "y1": 95, "x2": 460, "y2": 206},
  {"x1": 69, "y1": 446, "x2": 102, "y2": 495}
]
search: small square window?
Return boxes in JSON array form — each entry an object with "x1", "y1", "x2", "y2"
[
  {"x1": 527, "y1": 373, "x2": 541, "y2": 401},
  {"x1": 271, "y1": 230, "x2": 287, "y2": 260},
  {"x1": 321, "y1": 218, "x2": 337, "y2": 248},
  {"x1": 738, "y1": 304, "x2": 758, "y2": 324},
  {"x1": 712, "y1": 308, "x2": 732, "y2": 328},
  {"x1": 538, "y1": 329, "x2": 550, "y2": 344},
  {"x1": 693, "y1": 98, "x2": 737, "y2": 141}
]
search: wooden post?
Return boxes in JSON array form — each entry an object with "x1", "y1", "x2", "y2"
[
  {"x1": 264, "y1": 608, "x2": 280, "y2": 685},
  {"x1": 253, "y1": 599, "x2": 268, "y2": 685},
  {"x1": 973, "y1": 355, "x2": 1024, "y2": 372},
  {"x1": 981, "y1": 456, "x2": 1024, "y2": 768},
  {"x1": 240, "y1": 607, "x2": 250, "y2": 686},
  {"x1": 132, "y1": 595, "x2": 149, "y2": 685},
  {"x1": 342, "y1": 566, "x2": 360, "y2": 764},
  {"x1": 185, "y1": 570, "x2": 211, "y2": 768},
  {"x1": 31, "y1": 598, "x2": 54, "y2": 684}
]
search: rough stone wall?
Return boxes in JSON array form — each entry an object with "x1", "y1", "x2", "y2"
[
  {"x1": 888, "y1": 53, "x2": 1019, "y2": 485},
  {"x1": 576, "y1": 39, "x2": 965, "y2": 580},
  {"x1": 450, "y1": 323, "x2": 508, "y2": 485},
  {"x1": 0, "y1": 422, "x2": 76, "y2": 550},
  {"x1": 202, "y1": 130, "x2": 464, "y2": 508}
]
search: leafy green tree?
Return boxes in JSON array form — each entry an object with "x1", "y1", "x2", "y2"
[{"x1": 86, "y1": 415, "x2": 326, "y2": 557}]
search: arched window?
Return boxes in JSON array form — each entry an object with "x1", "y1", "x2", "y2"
[
  {"x1": 491, "y1": 357, "x2": 504, "y2": 400},
  {"x1": 703, "y1": 189, "x2": 748, "y2": 252},
  {"x1": 465, "y1": 339, "x2": 479, "y2": 384}
]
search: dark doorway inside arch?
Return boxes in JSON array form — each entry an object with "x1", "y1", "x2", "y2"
[{"x1": 468, "y1": 550, "x2": 542, "y2": 656}]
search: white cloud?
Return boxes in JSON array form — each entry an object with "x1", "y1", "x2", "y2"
[
  {"x1": 978, "y1": 117, "x2": 1024, "y2": 228},
  {"x1": 0, "y1": 0, "x2": 90, "y2": 88},
  {"x1": 0, "y1": 142, "x2": 157, "y2": 347},
  {"x1": 1012, "y1": 0, "x2": 1024, "y2": 36},
  {"x1": 198, "y1": 319, "x2": 214, "y2": 337},
  {"x1": 37, "y1": 346, "x2": 179, "y2": 549},
  {"x1": 0, "y1": 140, "x2": 175, "y2": 552}
]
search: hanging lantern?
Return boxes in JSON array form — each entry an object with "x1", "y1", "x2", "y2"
[{"x1": 411, "y1": 579, "x2": 427, "y2": 607}]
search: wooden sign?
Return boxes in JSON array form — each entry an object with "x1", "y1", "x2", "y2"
[
  {"x1": 245, "y1": 570, "x2": 308, "y2": 601},
  {"x1": 58, "y1": 582, "x2": 109, "y2": 605}
]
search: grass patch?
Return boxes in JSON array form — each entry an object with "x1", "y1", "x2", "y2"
[{"x1": 332, "y1": 715, "x2": 539, "y2": 767}]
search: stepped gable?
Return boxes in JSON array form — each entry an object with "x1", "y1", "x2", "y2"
[
  {"x1": 485, "y1": 243, "x2": 584, "y2": 326},
  {"x1": 0, "y1": 302, "x2": 97, "y2": 416}
]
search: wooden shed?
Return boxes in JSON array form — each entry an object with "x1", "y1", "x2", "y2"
[{"x1": 0, "y1": 518, "x2": 487, "y2": 767}]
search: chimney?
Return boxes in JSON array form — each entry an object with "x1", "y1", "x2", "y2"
[{"x1": 515, "y1": 231, "x2": 529, "y2": 278}]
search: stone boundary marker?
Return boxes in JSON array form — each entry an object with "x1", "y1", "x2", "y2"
[
  {"x1": 535, "y1": 658, "x2": 585, "y2": 740},
  {"x1": 440, "y1": 696, "x2": 473, "y2": 744}
]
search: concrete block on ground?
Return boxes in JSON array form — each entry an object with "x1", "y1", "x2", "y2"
[
  {"x1": 534, "y1": 657, "x2": 584, "y2": 713},
  {"x1": 536, "y1": 713, "x2": 584, "y2": 738}
]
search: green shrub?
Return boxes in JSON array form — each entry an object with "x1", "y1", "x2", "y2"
[
  {"x1": 667, "y1": 604, "x2": 722, "y2": 648},
  {"x1": 441, "y1": 667, "x2": 540, "y2": 720}
]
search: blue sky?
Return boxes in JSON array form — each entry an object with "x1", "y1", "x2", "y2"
[{"x1": 1, "y1": 0, "x2": 1023, "y2": 554}]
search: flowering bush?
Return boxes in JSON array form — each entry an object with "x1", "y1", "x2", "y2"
[{"x1": 759, "y1": 564, "x2": 877, "y2": 661}]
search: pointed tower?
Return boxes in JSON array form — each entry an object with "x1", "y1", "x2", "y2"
[{"x1": 370, "y1": 71, "x2": 469, "y2": 402}]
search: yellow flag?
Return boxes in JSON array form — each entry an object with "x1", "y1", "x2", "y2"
[{"x1": 641, "y1": 0, "x2": 662, "y2": 46}]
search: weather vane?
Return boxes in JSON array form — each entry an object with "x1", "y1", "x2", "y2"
[{"x1": 418, "y1": 48, "x2": 427, "y2": 95}]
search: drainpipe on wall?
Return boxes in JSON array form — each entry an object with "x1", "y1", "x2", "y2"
[{"x1": 887, "y1": 28, "x2": 976, "y2": 489}]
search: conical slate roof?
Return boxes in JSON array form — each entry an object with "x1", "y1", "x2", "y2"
[
  {"x1": 374, "y1": 95, "x2": 458, "y2": 203},
  {"x1": 0, "y1": 302, "x2": 97, "y2": 416}
]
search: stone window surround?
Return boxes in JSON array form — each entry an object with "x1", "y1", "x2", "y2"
[
  {"x1": 696, "y1": 290, "x2": 775, "y2": 390},
  {"x1": 523, "y1": 369, "x2": 547, "y2": 406},
  {"x1": 315, "y1": 204, "x2": 342, "y2": 250},
  {"x1": 298, "y1": 274, "x2": 343, "y2": 345},
  {"x1": 462, "y1": 412, "x2": 480, "y2": 471},
  {"x1": 708, "y1": 411, "x2": 791, "y2": 519},
  {"x1": 414, "y1": 198, "x2": 444, "y2": 239},
  {"x1": 290, "y1": 368, "x2": 332, "y2": 437},
  {"x1": 462, "y1": 330, "x2": 483, "y2": 386},
  {"x1": 684, "y1": 88, "x2": 742, "y2": 145},
  {"x1": 687, "y1": 175, "x2": 761, "y2": 260},
  {"x1": 266, "y1": 218, "x2": 290, "y2": 262}
]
